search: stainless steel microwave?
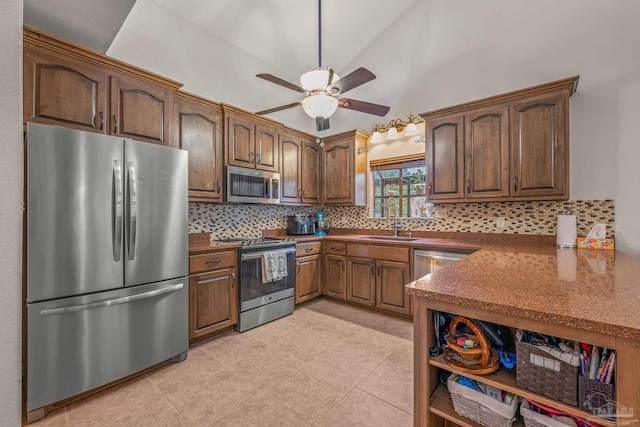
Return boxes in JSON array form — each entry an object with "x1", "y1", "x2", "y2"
[{"x1": 225, "y1": 165, "x2": 280, "y2": 204}]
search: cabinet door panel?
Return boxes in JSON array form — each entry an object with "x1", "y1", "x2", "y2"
[
  {"x1": 301, "y1": 140, "x2": 320, "y2": 204},
  {"x1": 324, "y1": 254, "x2": 346, "y2": 299},
  {"x1": 426, "y1": 115, "x2": 464, "y2": 200},
  {"x1": 279, "y1": 135, "x2": 301, "y2": 203},
  {"x1": 189, "y1": 268, "x2": 237, "y2": 339},
  {"x1": 255, "y1": 125, "x2": 278, "y2": 172},
  {"x1": 376, "y1": 260, "x2": 410, "y2": 314},
  {"x1": 295, "y1": 254, "x2": 321, "y2": 304},
  {"x1": 511, "y1": 92, "x2": 567, "y2": 197},
  {"x1": 465, "y1": 106, "x2": 510, "y2": 198},
  {"x1": 226, "y1": 114, "x2": 254, "y2": 168},
  {"x1": 110, "y1": 75, "x2": 170, "y2": 145},
  {"x1": 322, "y1": 140, "x2": 353, "y2": 203},
  {"x1": 24, "y1": 45, "x2": 107, "y2": 133},
  {"x1": 173, "y1": 97, "x2": 222, "y2": 201},
  {"x1": 347, "y1": 257, "x2": 375, "y2": 306}
]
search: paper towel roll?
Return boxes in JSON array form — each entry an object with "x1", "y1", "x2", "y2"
[{"x1": 557, "y1": 215, "x2": 577, "y2": 248}]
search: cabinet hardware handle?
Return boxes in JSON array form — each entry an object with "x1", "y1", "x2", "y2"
[
  {"x1": 376, "y1": 266, "x2": 381, "y2": 277},
  {"x1": 341, "y1": 260, "x2": 345, "y2": 271},
  {"x1": 113, "y1": 115, "x2": 119, "y2": 134},
  {"x1": 256, "y1": 152, "x2": 261, "y2": 165},
  {"x1": 206, "y1": 259, "x2": 221, "y2": 264},
  {"x1": 428, "y1": 182, "x2": 433, "y2": 195},
  {"x1": 99, "y1": 112, "x2": 104, "y2": 131},
  {"x1": 216, "y1": 180, "x2": 221, "y2": 193},
  {"x1": 514, "y1": 176, "x2": 518, "y2": 192},
  {"x1": 330, "y1": 246, "x2": 340, "y2": 251},
  {"x1": 231, "y1": 273, "x2": 236, "y2": 287},
  {"x1": 250, "y1": 152, "x2": 255, "y2": 164},
  {"x1": 305, "y1": 248, "x2": 313, "y2": 253},
  {"x1": 467, "y1": 179, "x2": 471, "y2": 194},
  {"x1": 370, "y1": 264, "x2": 374, "y2": 276},
  {"x1": 296, "y1": 262, "x2": 300, "y2": 275},
  {"x1": 302, "y1": 189, "x2": 307, "y2": 198},
  {"x1": 298, "y1": 189, "x2": 303, "y2": 199}
]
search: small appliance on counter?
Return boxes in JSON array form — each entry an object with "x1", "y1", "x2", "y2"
[
  {"x1": 287, "y1": 215, "x2": 316, "y2": 235},
  {"x1": 315, "y1": 211, "x2": 327, "y2": 236}
]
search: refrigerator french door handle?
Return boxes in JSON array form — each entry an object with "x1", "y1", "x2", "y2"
[
  {"x1": 112, "y1": 160, "x2": 123, "y2": 261},
  {"x1": 39, "y1": 283, "x2": 184, "y2": 316},
  {"x1": 127, "y1": 162, "x2": 138, "y2": 260}
]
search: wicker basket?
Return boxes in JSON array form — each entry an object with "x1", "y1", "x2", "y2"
[
  {"x1": 516, "y1": 341, "x2": 579, "y2": 406},
  {"x1": 447, "y1": 374, "x2": 520, "y2": 427},
  {"x1": 579, "y1": 376, "x2": 614, "y2": 414},
  {"x1": 521, "y1": 399, "x2": 602, "y2": 427}
]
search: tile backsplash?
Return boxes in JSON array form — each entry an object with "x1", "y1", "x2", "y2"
[{"x1": 189, "y1": 200, "x2": 614, "y2": 239}]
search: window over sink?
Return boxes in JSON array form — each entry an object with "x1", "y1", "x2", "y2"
[{"x1": 370, "y1": 154, "x2": 432, "y2": 218}]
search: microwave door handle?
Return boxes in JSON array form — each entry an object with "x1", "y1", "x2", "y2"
[
  {"x1": 265, "y1": 179, "x2": 271, "y2": 198},
  {"x1": 112, "y1": 159, "x2": 123, "y2": 261},
  {"x1": 126, "y1": 162, "x2": 138, "y2": 261}
]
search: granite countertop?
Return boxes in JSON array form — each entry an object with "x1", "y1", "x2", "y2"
[
  {"x1": 188, "y1": 233, "x2": 240, "y2": 254},
  {"x1": 406, "y1": 245, "x2": 640, "y2": 340}
]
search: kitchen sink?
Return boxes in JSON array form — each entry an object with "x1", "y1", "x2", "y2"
[{"x1": 364, "y1": 236, "x2": 418, "y2": 241}]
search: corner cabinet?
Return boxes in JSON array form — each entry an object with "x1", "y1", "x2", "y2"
[
  {"x1": 188, "y1": 249, "x2": 238, "y2": 342},
  {"x1": 279, "y1": 131, "x2": 320, "y2": 205},
  {"x1": 172, "y1": 92, "x2": 223, "y2": 202},
  {"x1": 223, "y1": 106, "x2": 280, "y2": 172},
  {"x1": 23, "y1": 27, "x2": 180, "y2": 146},
  {"x1": 422, "y1": 76, "x2": 577, "y2": 203},
  {"x1": 321, "y1": 130, "x2": 369, "y2": 206}
]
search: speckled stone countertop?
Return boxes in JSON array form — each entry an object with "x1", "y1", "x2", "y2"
[
  {"x1": 189, "y1": 233, "x2": 240, "y2": 254},
  {"x1": 407, "y1": 245, "x2": 640, "y2": 340}
]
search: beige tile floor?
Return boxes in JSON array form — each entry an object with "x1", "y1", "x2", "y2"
[{"x1": 32, "y1": 298, "x2": 414, "y2": 426}]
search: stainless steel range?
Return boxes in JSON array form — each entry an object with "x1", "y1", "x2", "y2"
[{"x1": 221, "y1": 237, "x2": 297, "y2": 332}]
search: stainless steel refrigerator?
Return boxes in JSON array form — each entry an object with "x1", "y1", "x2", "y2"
[{"x1": 26, "y1": 122, "x2": 189, "y2": 420}]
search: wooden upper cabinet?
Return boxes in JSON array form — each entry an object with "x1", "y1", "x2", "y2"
[
  {"x1": 279, "y1": 134, "x2": 302, "y2": 203},
  {"x1": 510, "y1": 91, "x2": 568, "y2": 198},
  {"x1": 301, "y1": 139, "x2": 320, "y2": 204},
  {"x1": 425, "y1": 115, "x2": 465, "y2": 201},
  {"x1": 110, "y1": 74, "x2": 171, "y2": 146},
  {"x1": 24, "y1": 43, "x2": 108, "y2": 133},
  {"x1": 226, "y1": 112, "x2": 254, "y2": 168},
  {"x1": 255, "y1": 124, "x2": 278, "y2": 172},
  {"x1": 172, "y1": 92, "x2": 223, "y2": 202},
  {"x1": 464, "y1": 106, "x2": 510, "y2": 199},
  {"x1": 321, "y1": 130, "x2": 368, "y2": 206}
]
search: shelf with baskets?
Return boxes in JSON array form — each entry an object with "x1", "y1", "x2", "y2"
[
  {"x1": 428, "y1": 354, "x2": 619, "y2": 427},
  {"x1": 412, "y1": 296, "x2": 636, "y2": 427}
]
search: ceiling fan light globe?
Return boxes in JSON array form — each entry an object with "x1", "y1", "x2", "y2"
[
  {"x1": 404, "y1": 122, "x2": 418, "y2": 136},
  {"x1": 370, "y1": 131, "x2": 383, "y2": 143},
  {"x1": 301, "y1": 94, "x2": 339, "y2": 119},
  {"x1": 300, "y1": 68, "x2": 339, "y2": 91}
]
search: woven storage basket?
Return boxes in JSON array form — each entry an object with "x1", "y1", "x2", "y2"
[
  {"x1": 447, "y1": 374, "x2": 520, "y2": 427},
  {"x1": 516, "y1": 342, "x2": 579, "y2": 406},
  {"x1": 579, "y1": 376, "x2": 614, "y2": 414},
  {"x1": 521, "y1": 399, "x2": 602, "y2": 427}
]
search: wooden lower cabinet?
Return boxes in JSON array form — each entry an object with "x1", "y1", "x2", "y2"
[
  {"x1": 346, "y1": 257, "x2": 376, "y2": 306},
  {"x1": 295, "y1": 254, "x2": 321, "y2": 304},
  {"x1": 376, "y1": 260, "x2": 411, "y2": 314},
  {"x1": 324, "y1": 254, "x2": 347, "y2": 299},
  {"x1": 188, "y1": 250, "x2": 237, "y2": 342}
]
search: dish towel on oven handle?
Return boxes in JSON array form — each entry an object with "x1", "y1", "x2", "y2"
[{"x1": 261, "y1": 250, "x2": 288, "y2": 283}]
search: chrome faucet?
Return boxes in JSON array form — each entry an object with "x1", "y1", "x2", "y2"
[{"x1": 386, "y1": 197, "x2": 403, "y2": 237}]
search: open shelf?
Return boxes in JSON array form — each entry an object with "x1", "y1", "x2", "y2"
[
  {"x1": 430, "y1": 384, "x2": 524, "y2": 427},
  {"x1": 430, "y1": 355, "x2": 617, "y2": 427}
]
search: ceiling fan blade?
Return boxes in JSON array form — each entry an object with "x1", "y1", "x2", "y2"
[
  {"x1": 316, "y1": 117, "x2": 330, "y2": 132},
  {"x1": 256, "y1": 73, "x2": 306, "y2": 93},
  {"x1": 326, "y1": 68, "x2": 334, "y2": 88},
  {"x1": 332, "y1": 67, "x2": 376, "y2": 94},
  {"x1": 255, "y1": 102, "x2": 301, "y2": 115},
  {"x1": 338, "y1": 98, "x2": 390, "y2": 117}
]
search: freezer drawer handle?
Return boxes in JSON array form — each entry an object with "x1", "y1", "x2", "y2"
[
  {"x1": 39, "y1": 283, "x2": 184, "y2": 316},
  {"x1": 127, "y1": 162, "x2": 138, "y2": 260},
  {"x1": 112, "y1": 159, "x2": 123, "y2": 261}
]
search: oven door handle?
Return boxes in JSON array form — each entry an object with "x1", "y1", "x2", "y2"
[{"x1": 241, "y1": 248, "x2": 296, "y2": 261}]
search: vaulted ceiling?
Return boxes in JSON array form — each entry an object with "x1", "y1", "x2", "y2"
[{"x1": 23, "y1": 0, "x2": 640, "y2": 137}]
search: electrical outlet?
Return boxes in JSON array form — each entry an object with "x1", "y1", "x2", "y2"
[{"x1": 496, "y1": 217, "x2": 506, "y2": 228}]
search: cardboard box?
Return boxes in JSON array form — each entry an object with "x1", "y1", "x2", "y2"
[{"x1": 576, "y1": 237, "x2": 615, "y2": 250}]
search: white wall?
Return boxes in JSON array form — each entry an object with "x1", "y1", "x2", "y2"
[
  {"x1": 0, "y1": 0, "x2": 24, "y2": 423},
  {"x1": 345, "y1": 0, "x2": 640, "y2": 257}
]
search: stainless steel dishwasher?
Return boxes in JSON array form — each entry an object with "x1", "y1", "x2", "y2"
[{"x1": 413, "y1": 249, "x2": 473, "y2": 280}]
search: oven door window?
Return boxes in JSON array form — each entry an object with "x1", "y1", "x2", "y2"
[{"x1": 239, "y1": 251, "x2": 295, "y2": 305}]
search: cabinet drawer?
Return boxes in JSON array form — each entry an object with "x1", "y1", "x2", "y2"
[
  {"x1": 323, "y1": 242, "x2": 346, "y2": 255},
  {"x1": 296, "y1": 241, "x2": 321, "y2": 257},
  {"x1": 189, "y1": 250, "x2": 236, "y2": 274},
  {"x1": 347, "y1": 244, "x2": 409, "y2": 263}
]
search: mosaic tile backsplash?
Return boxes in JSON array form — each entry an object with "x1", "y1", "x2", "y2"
[{"x1": 189, "y1": 200, "x2": 615, "y2": 239}]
